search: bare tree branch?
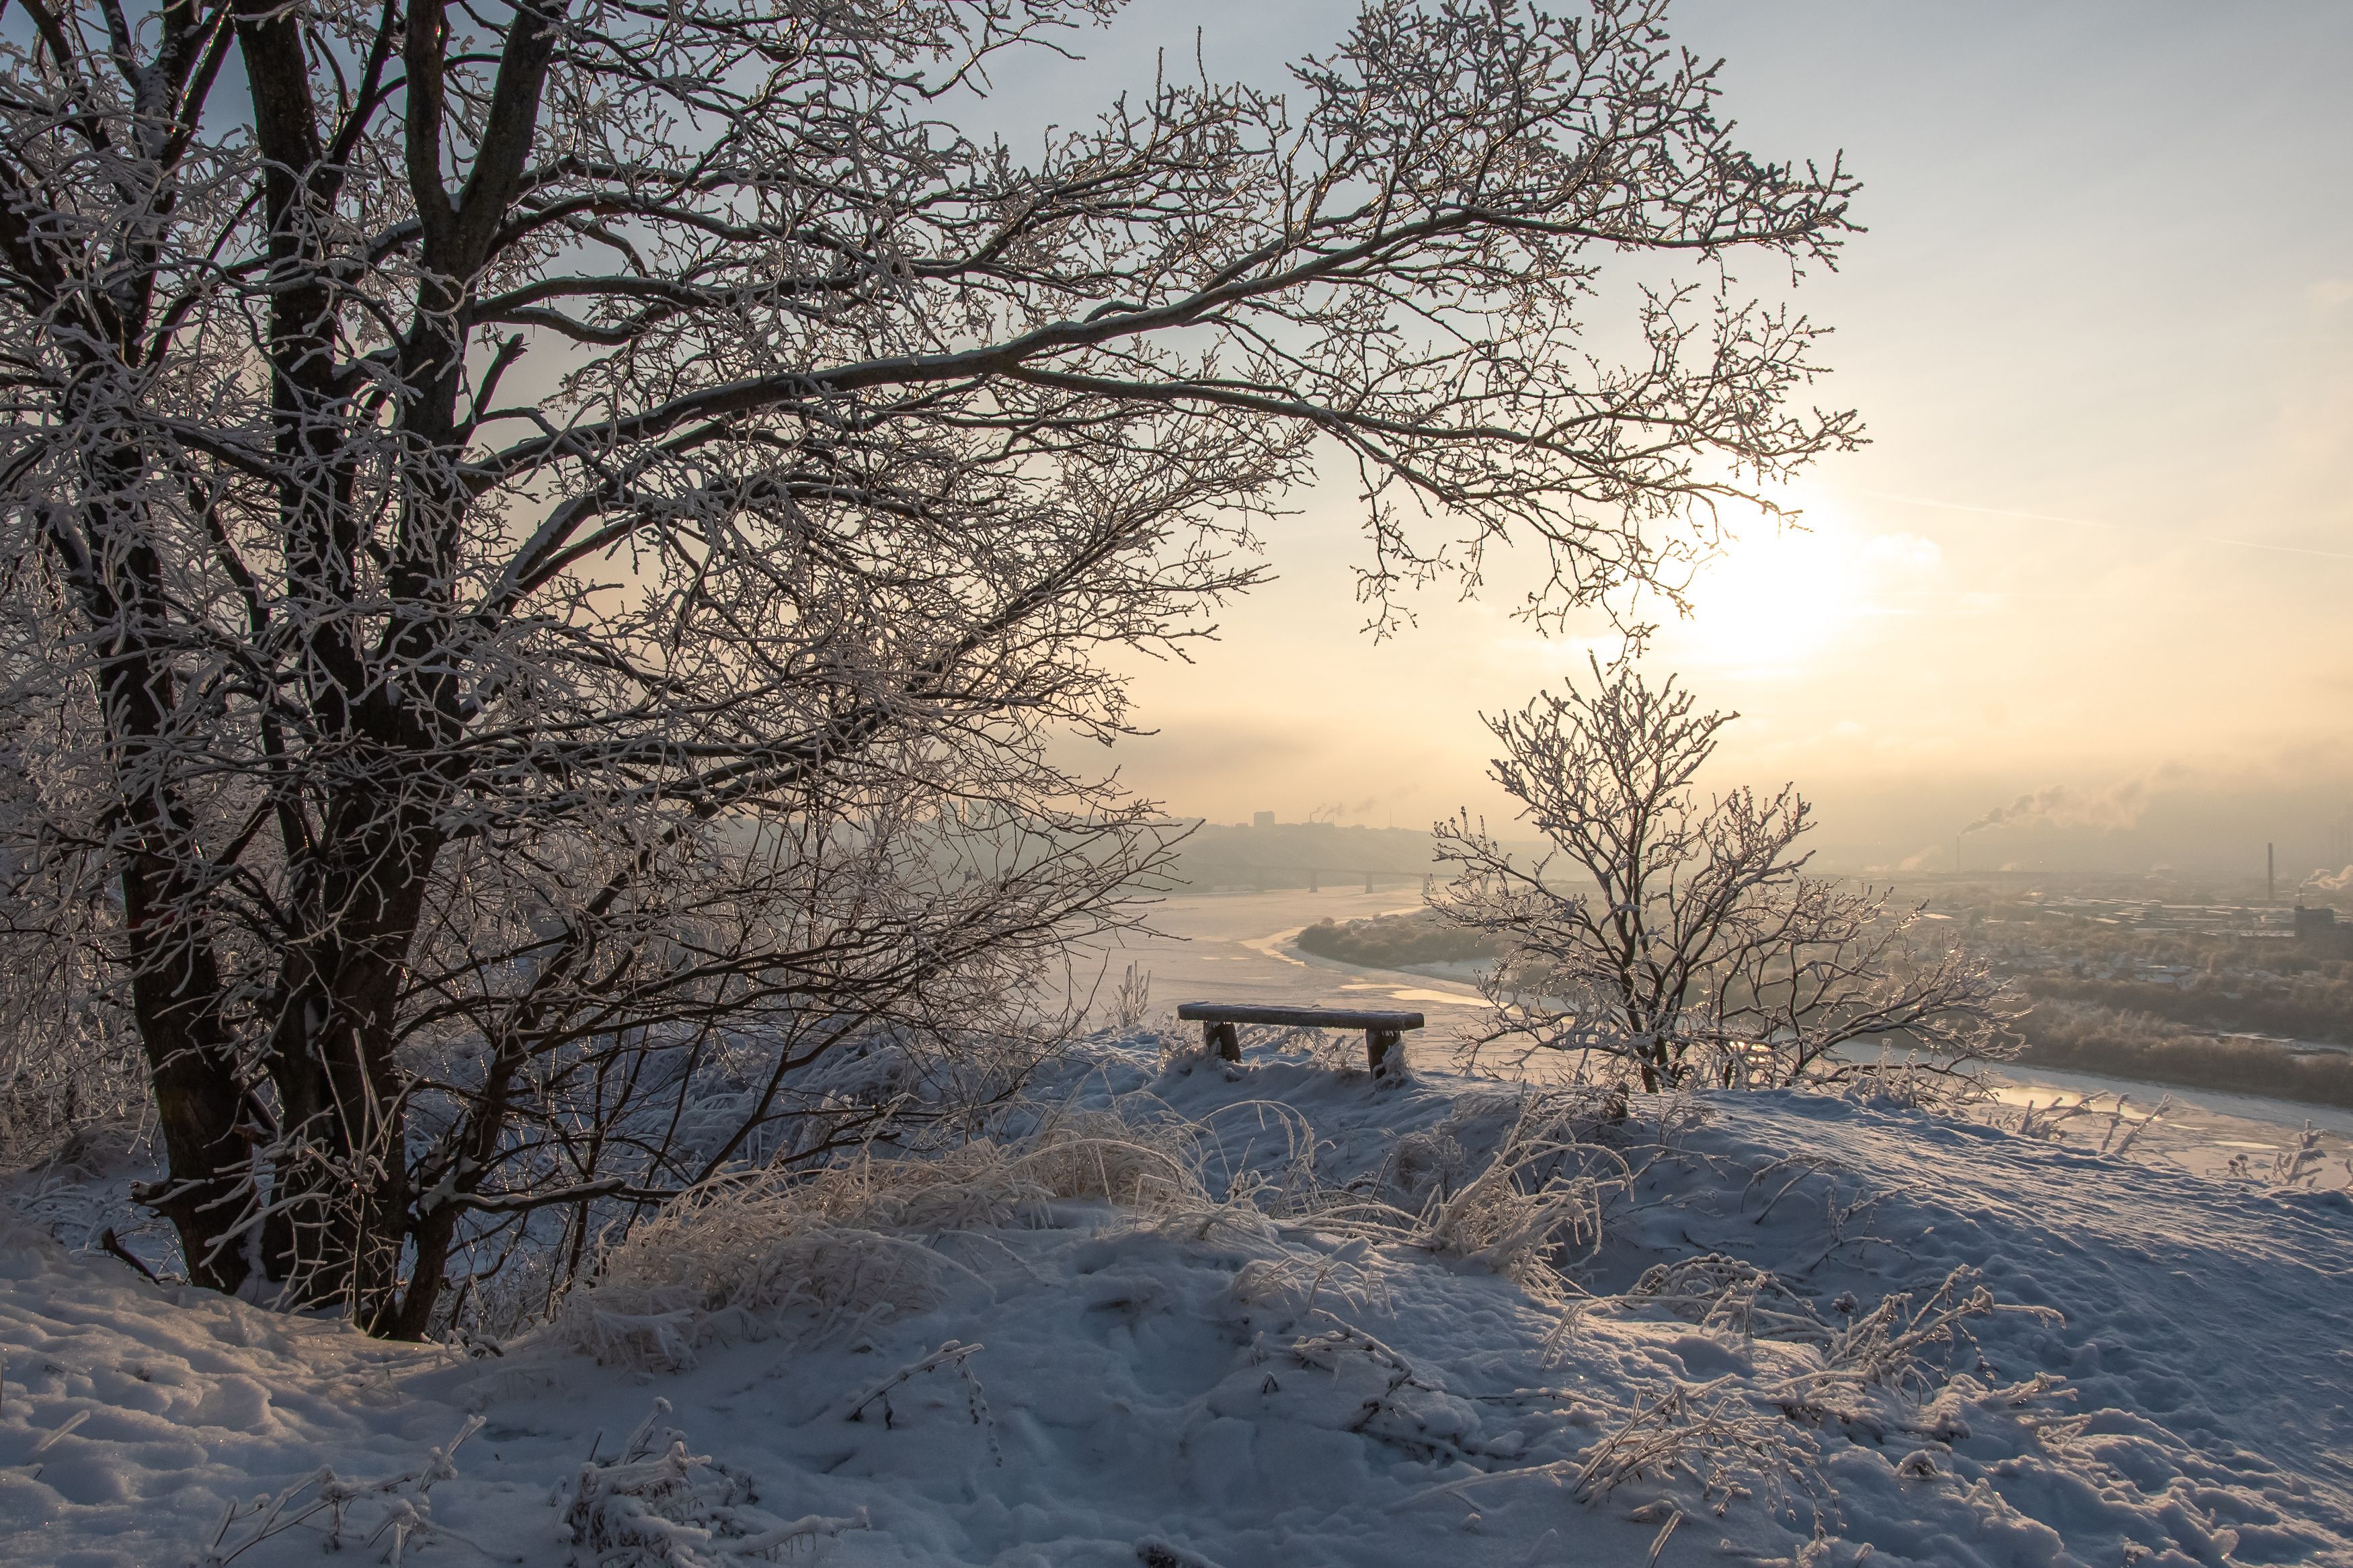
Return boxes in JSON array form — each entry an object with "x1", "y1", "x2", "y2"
[{"x1": 0, "y1": 0, "x2": 1860, "y2": 1335}]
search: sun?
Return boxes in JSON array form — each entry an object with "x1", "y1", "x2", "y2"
[{"x1": 1660, "y1": 499, "x2": 1876, "y2": 678}]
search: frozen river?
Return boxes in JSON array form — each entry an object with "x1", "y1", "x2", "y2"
[
  {"x1": 1080, "y1": 886, "x2": 1483, "y2": 1020},
  {"x1": 1074, "y1": 889, "x2": 2352, "y2": 1184}
]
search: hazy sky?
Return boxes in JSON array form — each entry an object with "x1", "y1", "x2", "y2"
[{"x1": 992, "y1": 1, "x2": 2353, "y2": 879}]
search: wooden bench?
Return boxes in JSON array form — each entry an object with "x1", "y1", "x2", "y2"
[{"x1": 1174, "y1": 1002, "x2": 1425, "y2": 1077}]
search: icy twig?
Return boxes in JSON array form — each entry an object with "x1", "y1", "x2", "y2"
[
  {"x1": 185, "y1": 1415, "x2": 485, "y2": 1567},
  {"x1": 2106, "y1": 1095, "x2": 2176, "y2": 1159},
  {"x1": 30, "y1": 1407, "x2": 89, "y2": 1455},
  {"x1": 2271, "y1": 1122, "x2": 2326, "y2": 1187},
  {"x1": 844, "y1": 1339, "x2": 982, "y2": 1426},
  {"x1": 560, "y1": 1399, "x2": 867, "y2": 1566}
]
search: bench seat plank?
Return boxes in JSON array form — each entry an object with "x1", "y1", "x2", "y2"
[{"x1": 1176, "y1": 1002, "x2": 1425, "y2": 1032}]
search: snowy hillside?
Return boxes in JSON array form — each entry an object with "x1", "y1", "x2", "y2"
[{"x1": 4, "y1": 1036, "x2": 2350, "y2": 1567}]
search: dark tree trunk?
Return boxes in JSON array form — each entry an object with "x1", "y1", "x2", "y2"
[
  {"x1": 120, "y1": 856, "x2": 252, "y2": 1293},
  {"x1": 255, "y1": 794, "x2": 447, "y2": 1325},
  {"x1": 61, "y1": 460, "x2": 256, "y2": 1293}
]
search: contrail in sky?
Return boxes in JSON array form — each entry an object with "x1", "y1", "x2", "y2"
[{"x1": 1848, "y1": 489, "x2": 2353, "y2": 563}]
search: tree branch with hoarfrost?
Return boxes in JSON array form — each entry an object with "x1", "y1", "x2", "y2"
[
  {"x1": 1433, "y1": 660, "x2": 2016, "y2": 1091},
  {"x1": 0, "y1": 0, "x2": 1859, "y2": 1333}
]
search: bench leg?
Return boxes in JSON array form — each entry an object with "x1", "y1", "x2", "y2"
[
  {"x1": 1205, "y1": 1021, "x2": 1242, "y2": 1063},
  {"x1": 1365, "y1": 1028, "x2": 1404, "y2": 1078}
]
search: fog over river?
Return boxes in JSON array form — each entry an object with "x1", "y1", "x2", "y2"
[{"x1": 1074, "y1": 889, "x2": 2353, "y2": 1184}]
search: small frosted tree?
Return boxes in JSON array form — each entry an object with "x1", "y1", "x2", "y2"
[
  {"x1": 1434, "y1": 661, "x2": 2014, "y2": 1091},
  {"x1": 0, "y1": 0, "x2": 1860, "y2": 1331}
]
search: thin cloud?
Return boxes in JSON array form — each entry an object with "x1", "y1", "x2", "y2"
[{"x1": 1849, "y1": 489, "x2": 2353, "y2": 565}]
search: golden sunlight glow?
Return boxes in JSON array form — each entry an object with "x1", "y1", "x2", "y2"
[{"x1": 1660, "y1": 499, "x2": 1900, "y2": 679}]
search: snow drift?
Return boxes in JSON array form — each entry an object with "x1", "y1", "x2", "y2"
[{"x1": 3, "y1": 1034, "x2": 2350, "y2": 1567}]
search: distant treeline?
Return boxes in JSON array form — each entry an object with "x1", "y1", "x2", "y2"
[
  {"x1": 2021, "y1": 973, "x2": 2353, "y2": 1047},
  {"x1": 2017, "y1": 1001, "x2": 2353, "y2": 1110},
  {"x1": 1160, "y1": 820, "x2": 1445, "y2": 891},
  {"x1": 1295, "y1": 910, "x2": 1505, "y2": 968}
]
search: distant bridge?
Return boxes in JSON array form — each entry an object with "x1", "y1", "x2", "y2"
[{"x1": 1166, "y1": 860, "x2": 1437, "y2": 895}]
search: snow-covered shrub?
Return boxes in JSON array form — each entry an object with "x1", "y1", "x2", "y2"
[
  {"x1": 1565, "y1": 1378, "x2": 1808, "y2": 1511},
  {"x1": 1108, "y1": 962, "x2": 1154, "y2": 1034},
  {"x1": 557, "y1": 1204, "x2": 955, "y2": 1371},
  {"x1": 1194, "y1": 1088, "x2": 1630, "y2": 1301},
  {"x1": 1375, "y1": 1120, "x2": 1472, "y2": 1211},
  {"x1": 557, "y1": 1399, "x2": 866, "y2": 1567},
  {"x1": 1156, "y1": 1022, "x2": 1361, "y2": 1077},
  {"x1": 1620, "y1": 1253, "x2": 1831, "y2": 1344},
  {"x1": 1402, "y1": 1376, "x2": 1807, "y2": 1522},
  {"x1": 559, "y1": 1112, "x2": 1209, "y2": 1368},
  {"x1": 1187, "y1": 1097, "x2": 1328, "y2": 1214},
  {"x1": 1609, "y1": 1253, "x2": 2052, "y2": 1405},
  {"x1": 957, "y1": 1109, "x2": 1205, "y2": 1218},
  {"x1": 1151, "y1": 1024, "x2": 1218, "y2": 1075},
  {"x1": 1292, "y1": 1026, "x2": 1373, "y2": 1078},
  {"x1": 1400, "y1": 1096, "x2": 1612, "y2": 1293},
  {"x1": 1827, "y1": 1051, "x2": 1995, "y2": 1116},
  {"x1": 2235, "y1": 1121, "x2": 2327, "y2": 1186},
  {"x1": 1371, "y1": 1090, "x2": 1580, "y2": 1210},
  {"x1": 1994, "y1": 1091, "x2": 2188, "y2": 1165},
  {"x1": 1227, "y1": 1235, "x2": 1392, "y2": 1321},
  {"x1": 2006, "y1": 1092, "x2": 2106, "y2": 1142},
  {"x1": 436, "y1": 1238, "x2": 563, "y2": 1349}
]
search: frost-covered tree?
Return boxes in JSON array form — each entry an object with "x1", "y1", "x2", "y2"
[
  {"x1": 0, "y1": 0, "x2": 1858, "y2": 1331},
  {"x1": 1433, "y1": 661, "x2": 2013, "y2": 1091}
]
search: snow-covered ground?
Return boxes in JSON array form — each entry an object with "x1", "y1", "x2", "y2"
[{"x1": 5, "y1": 1032, "x2": 2350, "y2": 1568}]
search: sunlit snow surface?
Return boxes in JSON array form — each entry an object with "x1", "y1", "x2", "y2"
[{"x1": 4, "y1": 1039, "x2": 2350, "y2": 1567}]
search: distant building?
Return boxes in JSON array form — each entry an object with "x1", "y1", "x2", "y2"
[
  {"x1": 1252, "y1": 811, "x2": 1275, "y2": 829},
  {"x1": 2294, "y1": 904, "x2": 2353, "y2": 958}
]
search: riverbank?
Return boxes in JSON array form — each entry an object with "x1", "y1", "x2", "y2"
[{"x1": 2016, "y1": 999, "x2": 2353, "y2": 1110}]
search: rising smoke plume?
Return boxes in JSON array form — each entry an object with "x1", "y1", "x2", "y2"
[{"x1": 1960, "y1": 776, "x2": 2157, "y2": 836}]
